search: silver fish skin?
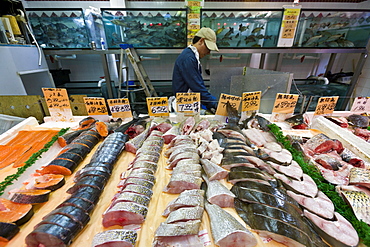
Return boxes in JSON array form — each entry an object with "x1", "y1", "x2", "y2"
[
  {"x1": 201, "y1": 158, "x2": 228, "y2": 180},
  {"x1": 172, "y1": 163, "x2": 202, "y2": 173},
  {"x1": 162, "y1": 192, "x2": 204, "y2": 216},
  {"x1": 165, "y1": 206, "x2": 204, "y2": 224},
  {"x1": 127, "y1": 172, "x2": 155, "y2": 183},
  {"x1": 205, "y1": 201, "x2": 257, "y2": 247},
  {"x1": 130, "y1": 161, "x2": 157, "y2": 172},
  {"x1": 203, "y1": 175, "x2": 235, "y2": 208},
  {"x1": 113, "y1": 191, "x2": 151, "y2": 207},
  {"x1": 120, "y1": 184, "x2": 153, "y2": 198},
  {"x1": 155, "y1": 220, "x2": 201, "y2": 237},
  {"x1": 341, "y1": 190, "x2": 370, "y2": 224},
  {"x1": 92, "y1": 229, "x2": 137, "y2": 247},
  {"x1": 164, "y1": 143, "x2": 197, "y2": 157},
  {"x1": 163, "y1": 173, "x2": 203, "y2": 194}
]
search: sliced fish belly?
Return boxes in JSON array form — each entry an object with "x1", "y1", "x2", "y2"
[
  {"x1": 165, "y1": 206, "x2": 204, "y2": 223},
  {"x1": 205, "y1": 202, "x2": 257, "y2": 247},
  {"x1": 92, "y1": 229, "x2": 137, "y2": 247},
  {"x1": 287, "y1": 190, "x2": 334, "y2": 220},
  {"x1": 304, "y1": 210, "x2": 359, "y2": 247},
  {"x1": 103, "y1": 202, "x2": 148, "y2": 227}
]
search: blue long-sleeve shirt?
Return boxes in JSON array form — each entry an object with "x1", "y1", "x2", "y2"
[{"x1": 172, "y1": 47, "x2": 217, "y2": 110}]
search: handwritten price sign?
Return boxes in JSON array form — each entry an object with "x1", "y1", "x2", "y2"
[
  {"x1": 107, "y1": 98, "x2": 132, "y2": 119},
  {"x1": 83, "y1": 97, "x2": 108, "y2": 115},
  {"x1": 215, "y1": 93, "x2": 241, "y2": 116},
  {"x1": 314, "y1": 96, "x2": 338, "y2": 116},
  {"x1": 350, "y1": 97, "x2": 370, "y2": 113},
  {"x1": 176, "y1": 92, "x2": 200, "y2": 114},
  {"x1": 242, "y1": 91, "x2": 261, "y2": 112},
  {"x1": 146, "y1": 97, "x2": 169, "y2": 117},
  {"x1": 42, "y1": 88, "x2": 71, "y2": 109},
  {"x1": 42, "y1": 88, "x2": 73, "y2": 122},
  {"x1": 272, "y1": 93, "x2": 299, "y2": 113}
]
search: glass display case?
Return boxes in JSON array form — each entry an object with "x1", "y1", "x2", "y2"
[
  {"x1": 101, "y1": 8, "x2": 187, "y2": 49},
  {"x1": 26, "y1": 8, "x2": 90, "y2": 49},
  {"x1": 294, "y1": 9, "x2": 370, "y2": 48},
  {"x1": 201, "y1": 9, "x2": 283, "y2": 48}
]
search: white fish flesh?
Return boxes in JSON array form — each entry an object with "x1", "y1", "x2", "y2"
[
  {"x1": 304, "y1": 210, "x2": 359, "y2": 247},
  {"x1": 317, "y1": 164, "x2": 350, "y2": 185},
  {"x1": 205, "y1": 201, "x2": 257, "y2": 247},
  {"x1": 167, "y1": 152, "x2": 200, "y2": 169},
  {"x1": 263, "y1": 148, "x2": 292, "y2": 164},
  {"x1": 287, "y1": 190, "x2": 334, "y2": 220},
  {"x1": 162, "y1": 125, "x2": 180, "y2": 144},
  {"x1": 268, "y1": 160, "x2": 303, "y2": 180},
  {"x1": 181, "y1": 116, "x2": 196, "y2": 135},
  {"x1": 274, "y1": 173, "x2": 318, "y2": 198},
  {"x1": 204, "y1": 175, "x2": 235, "y2": 208},
  {"x1": 242, "y1": 128, "x2": 267, "y2": 147},
  {"x1": 162, "y1": 189, "x2": 204, "y2": 217},
  {"x1": 201, "y1": 158, "x2": 228, "y2": 180}
]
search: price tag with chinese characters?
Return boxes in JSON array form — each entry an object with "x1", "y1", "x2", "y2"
[
  {"x1": 146, "y1": 97, "x2": 169, "y2": 117},
  {"x1": 176, "y1": 93, "x2": 200, "y2": 115},
  {"x1": 242, "y1": 91, "x2": 261, "y2": 112},
  {"x1": 314, "y1": 96, "x2": 339, "y2": 116},
  {"x1": 215, "y1": 93, "x2": 241, "y2": 117},
  {"x1": 272, "y1": 93, "x2": 299, "y2": 114},
  {"x1": 42, "y1": 88, "x2": 74, "y2": 122},
  {"x1": 83, "y1": 97, "x2": 109, "y2": 116},
  {"x1": 107, "y1": 98, "x2": 133, "y2": 119},
  {"x1": 350, "y1": 97, "x2": 370, "y2": 113}
]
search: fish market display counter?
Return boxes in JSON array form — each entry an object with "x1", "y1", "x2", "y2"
[{"x1": 1, "y1": 117, "x2": 287, "y2": 247}]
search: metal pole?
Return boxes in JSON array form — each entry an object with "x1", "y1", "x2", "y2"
[{"x1": 101, "y1": 54, "x2": 114, "y2": 99}]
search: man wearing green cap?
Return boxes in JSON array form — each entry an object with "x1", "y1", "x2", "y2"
[{"x1": 172, "y1": 27, "x2": 219, "y2": 112}]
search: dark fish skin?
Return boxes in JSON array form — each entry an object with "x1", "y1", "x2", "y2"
[
  {"x1": 58, "y1": 128, "x2": 91, "y2": 147},
  {"x1": 26, "y1": 223, "x2": 73, "y2": 246},
  {"x1": 347, "y1": 114, "x2": 369, "y2": 128},
  {"x1": 228, "y1": 171, "x2": 271, "y2": 183},
  {"x1": 234, "y1": 199, "x2": 329, "y2": 247},
  {"x1": 230, "y1": 166, "x2": 265, "y2": 174},
  {"x1": 225, "y1": 101, "x2": 240, "y2": 126},
  {"x1": 38, "y1": 214, "x2": 82, "y2": 234},
  {"x1": 45, "y1": 206, "x2": 90, "y2": 228},
  {"x1": 57, "y1": 197, "x2": 94, "y2": 214},
  {"x1": 0, "y1": 222, "x2": 19, "y2": 241},
  {"x1": 114, "y1": 116, "x2": 150, "y2": 134}
]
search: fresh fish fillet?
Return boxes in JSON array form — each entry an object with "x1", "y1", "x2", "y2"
[
  {"x1": 263, "y1": 148, "x2": 292, "y2": 165},
  {"x1": 287, "y1": 190, "x2": 334, "y2": 219},
  {"x1": 340, "y1": 190, "x2": 370, "y2": 224},
  {"x1": 153, "y1": 220, "x2": 203, "y2": 247},
  {"x1": 167, "y1": 152, "x2": 200, "y2": 169},
  {"x1": 304, "y1": 210, "x2": 359, "y2": 247},
  {"x1": 205, "y1": 201, "x2": 257, "y2": 247},
  {"x1": 242, "y1": 128, "x2": 267, "y2": 147},
  {"x1": 268, "y1": 160, "x2": 303, "y2": 180},
  {"x1": 92, "y1": 229, "x2": 137, "y2": 247},
  {"x1": 125, "y1": 126, "x2": 150, "y2": 154},
  {"x1": 164, "y1": 143, "x2": 197, "y2": 157},
  {"x1": 317, "y1": 164, "x2": 350, "y2": 185},
  {"x1": 163, "y1": 173, "x2": 202, "y2": 194},
  {"x1": 102, "y1": 202, "x2": 148, "y2": 227},
  {"x1": 165, "y1": 206, "x2": 204, "y2": 223},
  {"x1": 204, "y1": 175, "x2": 235, "y2": 208},
  {"x1": 162, "y1": 190, "x2": 204, "y2": 217},
  {"x1": 181, "y1": 117, "x2": 196, "y2": 135},
  {"x1": 201, "y1": 158, "x2": 228, "y2": 180},
  {"x1": 349, "y1": 167, "x2": 370, "y2": 188},
  {"x1": 274, "y1": 173, "x2": 318, "y2": 198}
]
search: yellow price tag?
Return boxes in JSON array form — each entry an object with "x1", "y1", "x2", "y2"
[
  {"x1": 83, "y1": 97, "x2": 109, "y2": 115},
  {"x1": 215, "y1": 93, "x2": 241, "y2": 117},
  {"x1": 146, "y1": 97, "x2": 169, "y2": 117},
  {"x1": 188, "y1": 13, "x2": 200, "y2": 19},
  {"x1": 42, "y1": 88, "x2": 71, "y2": 110},
  {"x1": 314, "y1": 96, "x2": 339, "y2": 116},
  {"x1": 272, "y1": 93, "x2": 299, "y2": 113},
  {"x1": 107, "y1": 98, "x2": 133, "y2": 119},
  {"x1": 176, "y1": 93, "x2": 200, "y2": 114},
  {"x1": 242, "y1": 91, "x2": 261, "y2": 112},
  {"x1": 187, "y1": 1, "x2": 201, "y2": 7}
]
